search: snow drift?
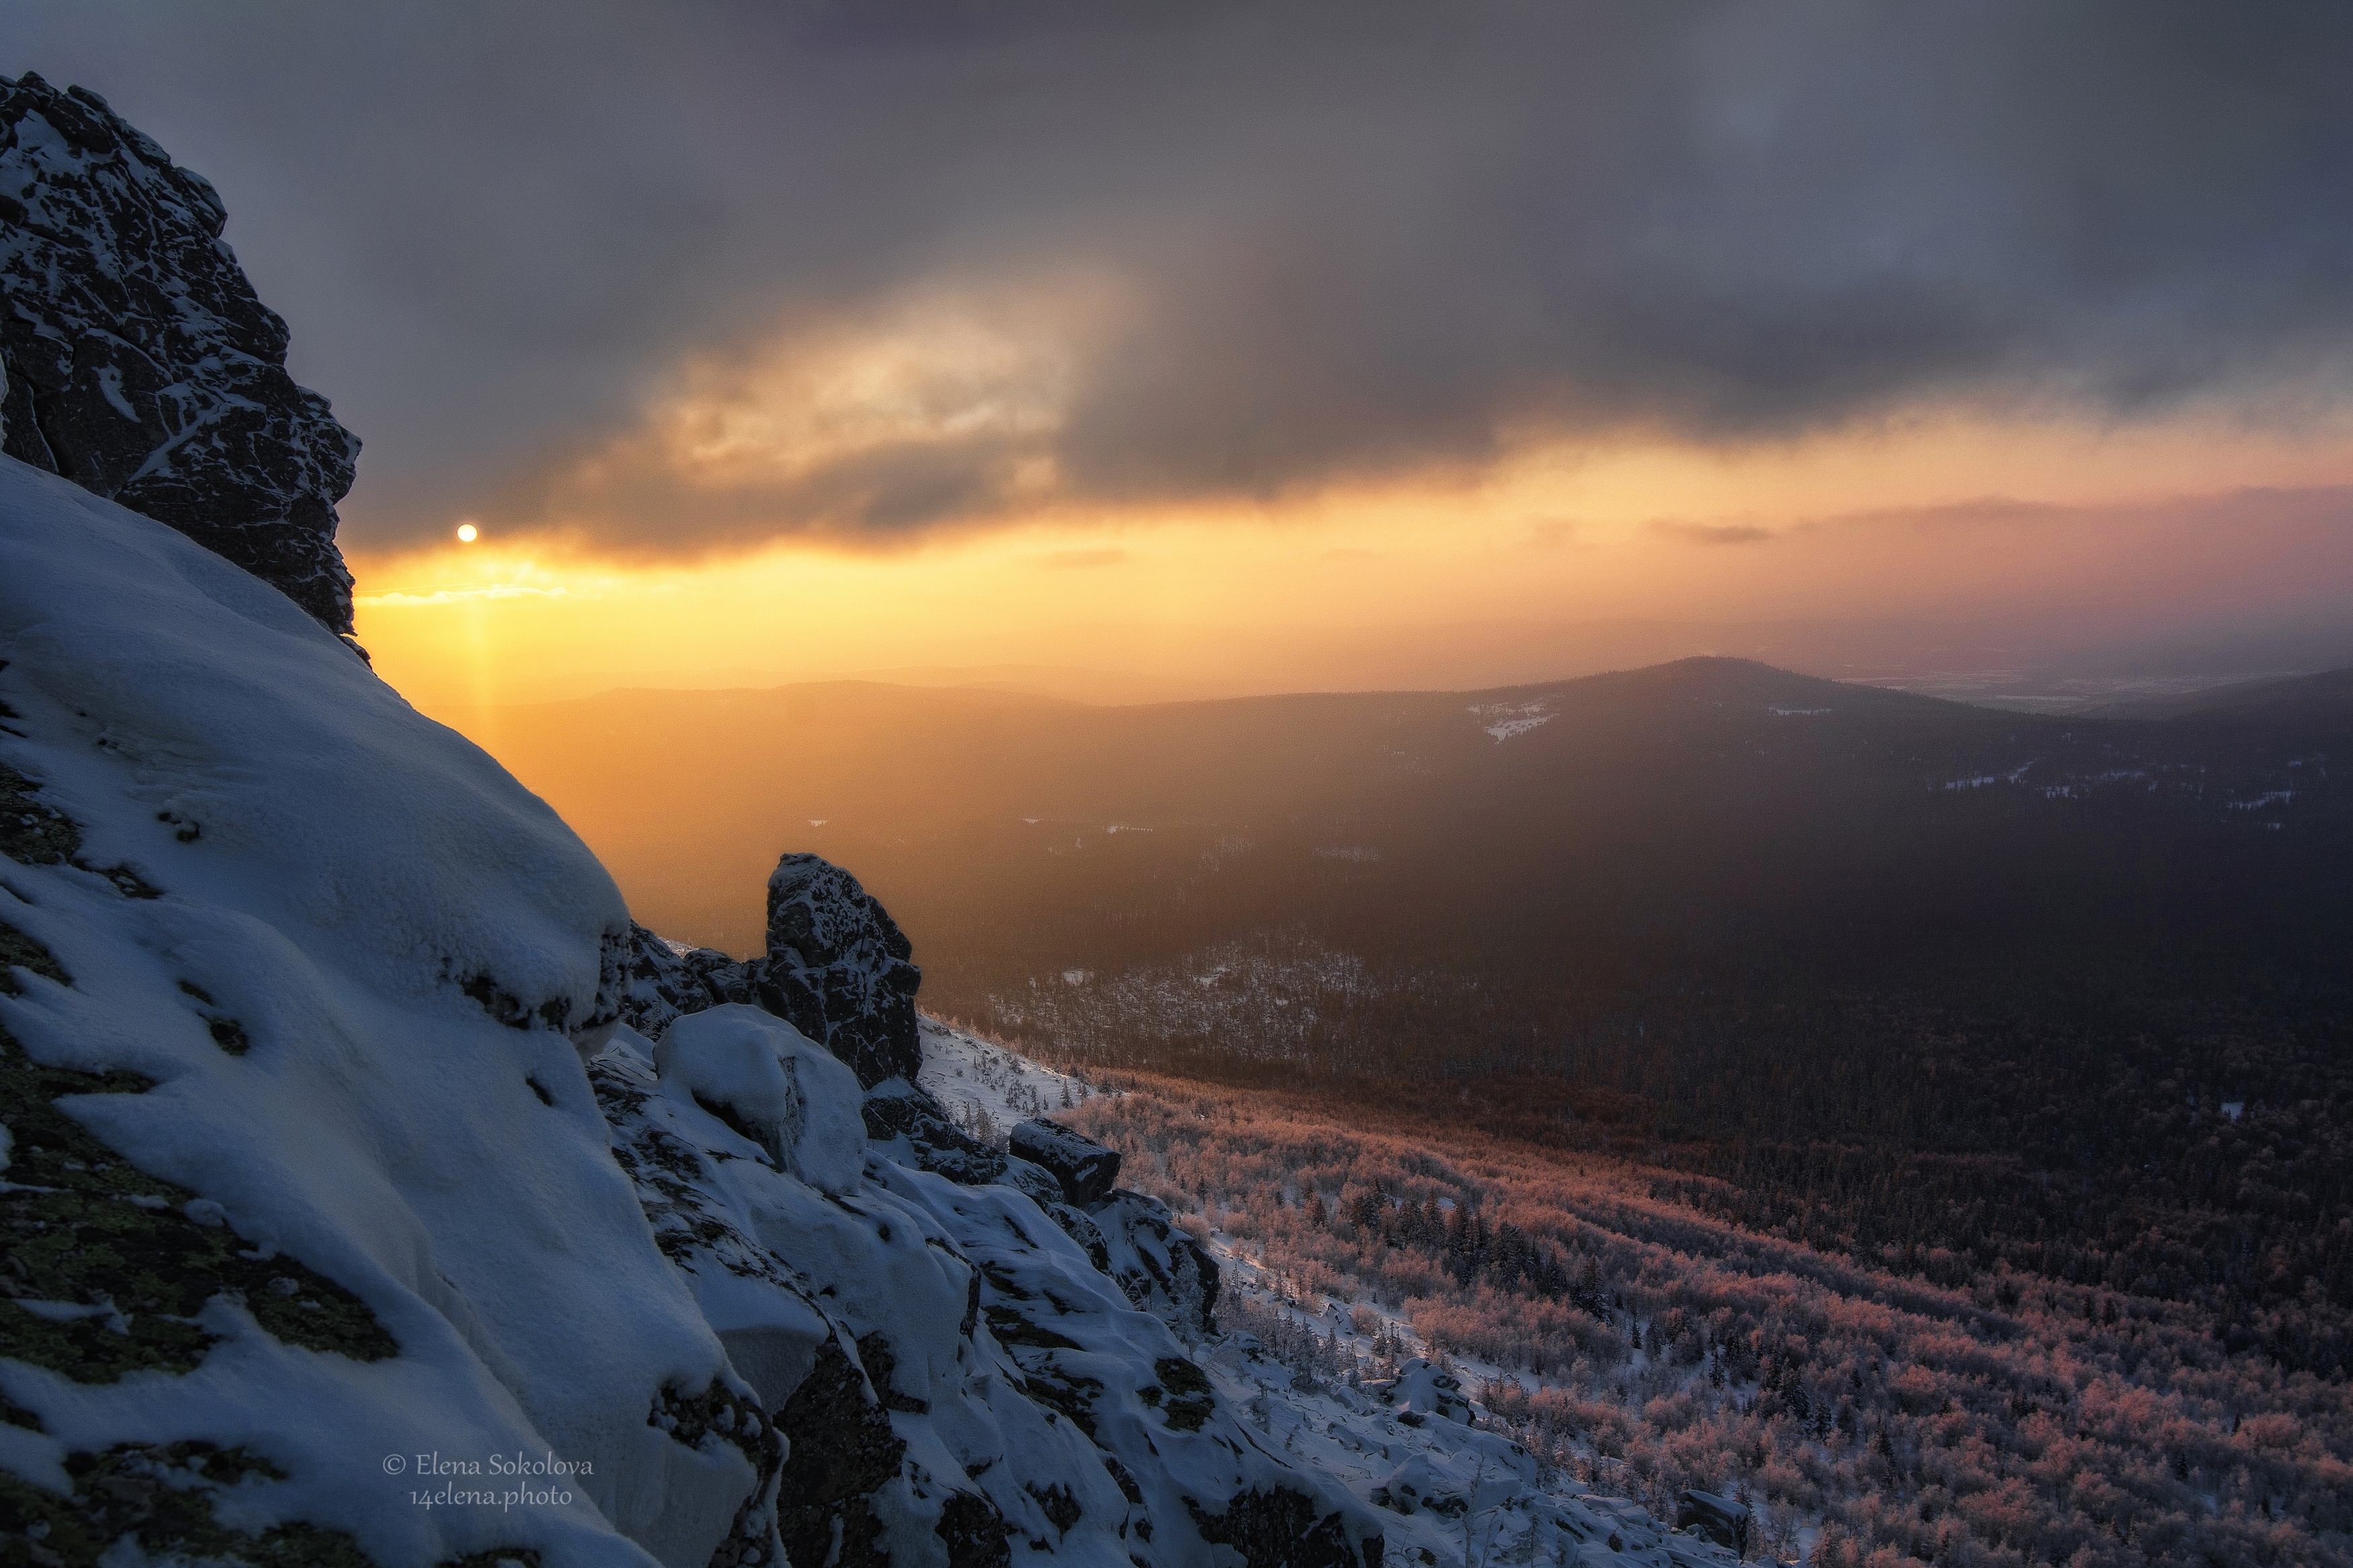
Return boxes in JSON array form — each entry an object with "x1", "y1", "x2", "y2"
[{"x1": 0, "y1": 458, "x2": 752, "y2": 1564}]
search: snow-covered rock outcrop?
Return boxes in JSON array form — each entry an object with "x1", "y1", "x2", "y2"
[
  {"x1": 910, "y1": 1029, "x2": 1224, "y2": 1344},
  {"x1": 0, "y1": 73, "x2": 360, "y2": 635},
  {"x1": 918, "y1": 1031, "x2": 1748, "y2": 1568},
  {"x1": 1008, "y1": 1120, "x2": 1123, "y2": 1209},
  {"x1": 758, "y1": 856, "x2": 924, "y2": 1089},
  {"x1": 595, "y1": 1017, "x2": 1382, "y2": 1568},
  {"x1": 1364, "y1": 1361, "x2": 1476, "y2": 1428},
  {"x1": 655, "y1": 1005, "x2": 867, "y2": 1195}
]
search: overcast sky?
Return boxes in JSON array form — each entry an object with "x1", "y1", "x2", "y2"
[{"x1": 10, "y1": 1, "x2": 2353, "y2": 557}]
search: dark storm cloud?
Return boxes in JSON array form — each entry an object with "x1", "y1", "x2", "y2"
[{"x1": 10, "y1": 1, "x2": 2353, "y2": 550}]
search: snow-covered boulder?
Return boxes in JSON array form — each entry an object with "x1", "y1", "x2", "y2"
[
  {"x1": 0, "y1": 74, "x2": 360, "y2": 635},
  {"x1": 1085, "y1": 1190, "x2": 1223, "y2": 1339},
  {"x1": 655, "y1": 1003, "x2": 865, "y2": 1194},
  {"x1": 1010, "y1": 1117, "x2": 1122, "y2": 1207},
  {"x1": 1366, "y1": 1358, "x2": 1476, "y2": 1424},
  {"x1": 859, "y1": 1075, "x2": 1012, "y2": 1186},
  {"x1": 1365, "y1": 1442, "x2": 1534, "y2": 1523}
]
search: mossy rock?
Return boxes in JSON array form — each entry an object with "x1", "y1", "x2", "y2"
[
  {"x1": 0, "y1": 766, "x2": 80, "y2": 868},
  {"x1": 0, "y1": 1441, "x2": 370, "y2": 1568},
  {"x1": 0, "y1": 1034, "x2": 398, "y2": 1382},
  {"x1": 0, "y1": 768, "x2": 156, "y2": 899},
  {"x1": 1153, "y1": 1356, "x2": 1216, "y2": 1431},
  {"x1": 0, "y1": 920, "x2": 69, "y2": 995}
]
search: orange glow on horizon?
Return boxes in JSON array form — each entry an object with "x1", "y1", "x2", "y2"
[{"x1": 354, "y1": 406, "x2": 2353, "y2": 729}]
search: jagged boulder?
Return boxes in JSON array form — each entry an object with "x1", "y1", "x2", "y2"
[
  {"x1": 617, "y1": 920, "x2": 779, "y2": 1042},
  {"x1": 0, "y1": 75, "x2": 362, "y2": 636},
  {"x1": 860, "y1": 1075, "x2": 1012, "y2": 1186},
  {"x1": 617, "y1": 853, "x2": 922, "y2": 1088},
  {"x1": 1010, "y1": 1116, "x2": 1123, "y2": 1207},
  {"x1": 751, "y1": 852, "x2": 922, "y2": 1087}
]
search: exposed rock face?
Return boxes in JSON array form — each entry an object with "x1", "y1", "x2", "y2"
[
  {"x1": 617, "y1": 851, "x2": 922, "y2": 1087},
  {"x1": 0, "y1": 74, "x2": 360, "y2": 634},
  {"x1": 1190, "y1": 1488, "x2": 1381, "y2": 1568},
  {"x1": 616, "y1": 919, "x2": 731, "y2": 1038},
  {"x1": 1010, "y1": 1116, "x2": 1123, "y2": 1207},
  {"x1": 755, "y1": 852, "x2": 922, "y2": 1087}
]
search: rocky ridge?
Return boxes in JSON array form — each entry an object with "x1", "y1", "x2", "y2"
[
  {"x1": 618, "y1": 873, "x2": 1231, "y2": 1345},
  {"x1": 590, "y1": 993, "x2": 1379, "y2": 1568},
  {"x1": 0, "y1": 73, "x2": 361, "y2": 636}
]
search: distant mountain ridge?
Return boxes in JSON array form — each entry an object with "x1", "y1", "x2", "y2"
[
  {"x1": 475, "y1": 653, "x2": 2351, "y2": 1019},
  {"x1": 2081, "y1": 663, "x2": 2353, "y2": 723}
]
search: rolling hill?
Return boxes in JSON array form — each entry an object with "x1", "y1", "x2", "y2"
[{"x1": 467, "y1": 656, "x2": 2352, "y2": 1073}]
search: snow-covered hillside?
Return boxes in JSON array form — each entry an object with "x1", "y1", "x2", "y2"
[
  {"x1": 916, "y1": 1018, "x2": 1100, "y2": 1146},
  {"x1": 0, "y1": 456, "x2": 1400, "y2": 1566},
  {"x1": 913, "y1": 1022, "x2": 1745, "y2": 1568}
]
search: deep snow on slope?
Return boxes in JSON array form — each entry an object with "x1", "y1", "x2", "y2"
[
  {"x1": 0, "y1": 456, "x2": 752, "y2": 1565},
  {"x1": 0, "y1": 454, "x2": 1393, "y2": 1566}
]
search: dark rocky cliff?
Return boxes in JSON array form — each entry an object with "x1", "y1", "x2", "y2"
[{"x1": 0, "y1": 73, "x2": 361, "y2": 636}]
